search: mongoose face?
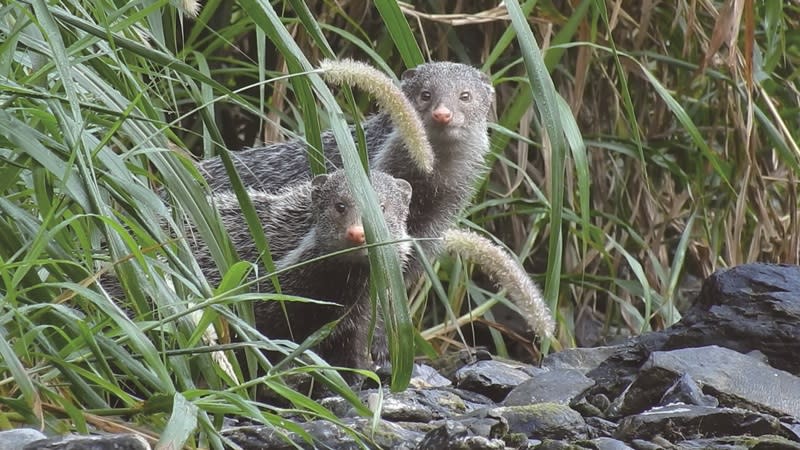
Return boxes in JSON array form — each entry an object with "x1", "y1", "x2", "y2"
[
  {"x1": 309, "y1": 170, "x2": 412, "y2": 263},
  {"x1": 401, "y1": 62, "x2": 495, "y2": 145}
]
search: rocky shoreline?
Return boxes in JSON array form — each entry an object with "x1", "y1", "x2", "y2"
[{"x1": 4, "y1": 263, "x2": 800, "y2": 449}]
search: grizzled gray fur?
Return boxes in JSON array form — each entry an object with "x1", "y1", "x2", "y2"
[
  {"x1": 195, "y1": 170, "x2": 412, "y2": 371},
  {"x1": 197, "y1": 62, "x2": 495, "y2": 279}
]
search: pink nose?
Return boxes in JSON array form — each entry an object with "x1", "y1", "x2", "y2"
[
  {"x1": 432, "y1": 106, "x2": 452, "y2": 124},
  {"x1": 345, "y1": 225, "x2": 365, "y2": 245}
]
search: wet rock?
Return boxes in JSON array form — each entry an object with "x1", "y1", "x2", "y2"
[
  {"x1": 21, "y1": 434, "x2": 150, "y2": 450},
  {"x1": 673, "y1": 435, "x2": 800, "y2": 449},
  {"x1": 366, "y1": 387, "x2": 492, "y2": 422},
  {"x1": 617, "y1": 346, "x2": 800, "y2": 418},
  {"x1": 455, "y1": 360, "x2": 536, "y2": 402},
  {"x1": 223, "y1": 418, "x2": 424, "y2": 450},
  {"x1": 583, "y1": 332, "x2": 670, "y2": 401},
  {"x1": 577, "y1": 437, "x2": 635, "y2": 449},
  {"x1": 665, "y1": 263, "x2": 800, "y2": 376},
  {"x1": 615, "y1": 404, "x2": 793, "y2": 442},
  {"x1": 0, "y1": 429, "x2": 46, "y2": 450},
  {"x1": 490, "y1": 403, "x2": 588, "y2": 440},
  {"x1": 441, "y1": 386, "x2": 497, "y2": 411},
  {"x1": 584, "y1": 416, "x2": 618, "y2": 438},
  {"x1": 659, "y1": 373, "x2": 718, "y2": 407},
  {"x1": 414, "y1": 421, "x2": 505, "y2": 450},
  {"x1": 453, "y1": 409, "x2": 508, "y2": 439},
  {"x1": 503, "y1": 368, "x2": 595, "y2": 406}
]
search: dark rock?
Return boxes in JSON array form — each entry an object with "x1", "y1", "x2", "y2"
[
  {"x1": 534, "y1": 440, "x2": 575, "y2": 449},
  {"x1": 659, "y1": 373, "x2": 718, "y2": 408},
  {"x1": 584, "y1": 416, "x2": 618, "y2": 438},
  {"x1": 427, "y1": 349, "x2": 493, "y2": 381},
  {"x1": 615, "y1": 404, "x2": 793, "y2": 442},
  {"x1": 577, "y1": 437, "x2": 635, "y2": 449},
  {"x1": 410, "y1": 363, "x2": 452, "y2": 388},
  {"x1": 455, "y1": 360, "x2": 535, "y2": 402},
  {"x1": 223, "y1": 418, "x2": 424, "y2": 450},
  {"x1": 572, "y1": 397, "x2": 606, "y2": 418},
  {"x1": 490, "y1": 403, "x2": 589, "y2": 440},
  {"x1": 583, "y1": 332, "x2": 670, "y2": 402},
  {"x1": 440, "y1": 386, "x2": 497, "y2": 411},
  {"x1": 629, "y1": 439, "x2": 672, "y2": 450},
  {"x1": 367, "y1": 387, "x2": 490, "y2": 423},
  {"x1": 0, "y1": 429, "x2": 46, "y2": 450},
  {"x1": 665, "y1": 263, "x2": 800, "y2": 376},
  {"x1": 21, "y1": 434, "x2": 150, "y2": 450},
  {"x1": 542, "y1": 346, "x2": 621, "y2": 374},
  {"x1": 617, "y1": 346, "x2": 800, "y2": 418},
  {"x1": 453, "y1": 409, "x2": 508, "y2": 439},
  {"x1": 414, "y1": 421, "x2": 467, "y2": 450},
  {"x1": 503, "y1": 369, "x2": 595, "y2": 406},
  {"x1": 414, "y1": 418, "x2": 507, "y2": 450},
  {"x1": 673, "y1": 435, "x2": 800, "y2": 449},
  {"x1": 412, "y1": 420, "x2": 505, "y2": 450}
]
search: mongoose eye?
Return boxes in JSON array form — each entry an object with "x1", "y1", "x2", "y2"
[
  {"x1": 335, "y1": 202, "x2": 347, "y2": 213},
  {"x1": 460, "y1": 91, "x2": 471, "y2": 102},
  {"x1": 420, "y1": 90, "x2": 432, "y2": 101}
]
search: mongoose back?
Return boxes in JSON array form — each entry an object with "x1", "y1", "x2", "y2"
[
  {"x1": 197, "y1": 61, "x2": 495, "y2": 277},
  {"x1": 197, "y1": 170, "x2": 412, "y2": 371}
]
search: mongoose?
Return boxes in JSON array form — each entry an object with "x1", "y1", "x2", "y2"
[
  {"x1": 197, "y1": 170, "x2": 412, "y2": 371},
  {"x1": 197, "y1": 61, "x2": 495, "y2": 279}
]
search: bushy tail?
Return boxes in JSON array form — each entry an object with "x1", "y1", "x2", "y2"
[{"x1": 443, "y1": 228, "x2": 556, "y2": 340}]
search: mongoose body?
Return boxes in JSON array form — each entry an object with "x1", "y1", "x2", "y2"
[
  {"x1": 197, "y1": 62, "x2": 495, "y2": 278},
  {"x1": 199, "y1": 170, "x2": 412, "y2": 371}
]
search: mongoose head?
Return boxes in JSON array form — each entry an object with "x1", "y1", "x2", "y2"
[
  {"x1": 310, "y1": 170, "x2": 412, "y2": 263},
  {"x1": 401, "y1": 62, "x2": 495, "y2": 144}
]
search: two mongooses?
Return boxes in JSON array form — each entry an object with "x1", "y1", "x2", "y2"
[
  {"x1": 197, "y1": 170, "x2": 412, "y2": 371},
  {"x1": 197, "y1": 61, "x2": 495, "y2": 278}
]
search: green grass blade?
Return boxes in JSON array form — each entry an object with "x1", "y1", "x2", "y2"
[{"x1": 373, "y1": 0, "x2": 424, "y2": 67}]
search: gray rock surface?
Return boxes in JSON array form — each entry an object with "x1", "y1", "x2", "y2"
[
  {"x1": 454, "y1": 359, "x2": 536, "y2": 402},
  {"x1": 665, "y1": 263, "x2": 800, "y2": 375},
  {"x1": 618, "y1": 345, "x2": 800, "y2": 418},
  {"x1": 542, "y1": 346, "x2": 620, "y2": 374},
  {"x1": 223, "y1": 418, "x2": 423, "y2": 450},
  {"x1": 615, "y1": 404, "x2": 794, "y2": 442},
  {"x1": 21, "y1": 434, "x2": 150, "y2": 450},
  {"x1": 414, "y1": 421, "x2": 505, "y2": 450},
  {"x1": 490, "y1": 403, "x2": 589, "y2": 440},
  {"x1": 503, "y1": 368, "x2": 595, "y2": 406},
  {"x1": 0, "y1": 429, "x2": 46, "y2": 450}
]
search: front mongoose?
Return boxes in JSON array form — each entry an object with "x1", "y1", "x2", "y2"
[
  {"x1": 197, "y1": 170, "x2": 412, "y2": 372},
  {"x1": 197, "y1": 61, "x2": 495, "y2": 279}
]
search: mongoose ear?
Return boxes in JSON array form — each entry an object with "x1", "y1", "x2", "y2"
[
  {"x1": 310, "y1": 173, "x2": 330, "y2": 202},
  {"x1": 311, "y1": 173, "x2": 330, "y2": 189},
  {"x1": 395, "y1": 178, "x2": 413, "y2": 205},
  {"x1": 400, "y1": 68, "x2": 417, "y2": 82}
]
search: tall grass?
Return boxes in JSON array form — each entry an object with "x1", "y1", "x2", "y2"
[{"x1": 1, "y1": 0, "x2": 798, "y2": 446}]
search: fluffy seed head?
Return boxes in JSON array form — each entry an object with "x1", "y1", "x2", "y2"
[
  {"x1": 443, "y1": 229, "x2": 555, "y2": 339},
  {"x1": 319, "y1": 58, "x2": 434, "y2": 174}
]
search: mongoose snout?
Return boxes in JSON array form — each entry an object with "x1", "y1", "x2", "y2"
[
  {"x1": 345, "y1": 225, "x2": 366, "y2": 245},
  {"x1": 432, "y1": 106, "x2": 453, "y2": 125}
]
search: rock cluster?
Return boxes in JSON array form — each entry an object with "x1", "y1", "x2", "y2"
[{"x1": 4, "y1": 263, "x2": 799, "y2": 449}]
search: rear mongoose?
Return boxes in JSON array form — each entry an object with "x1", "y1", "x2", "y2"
[
  {"x1": 197, "y1": 61, "x2": 495, "y2": 279},
  {"x1": 196, "y1": 170, "x2": 412, "y2": 372}
]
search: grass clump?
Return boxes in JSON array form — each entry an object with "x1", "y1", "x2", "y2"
[{"x1": 1, "y1": 0, "x2": 798, "y2": 447}]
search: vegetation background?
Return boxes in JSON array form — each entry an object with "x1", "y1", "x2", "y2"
[{"x1": 1, "y1": 0, "x2": 798, "y2": 447}]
